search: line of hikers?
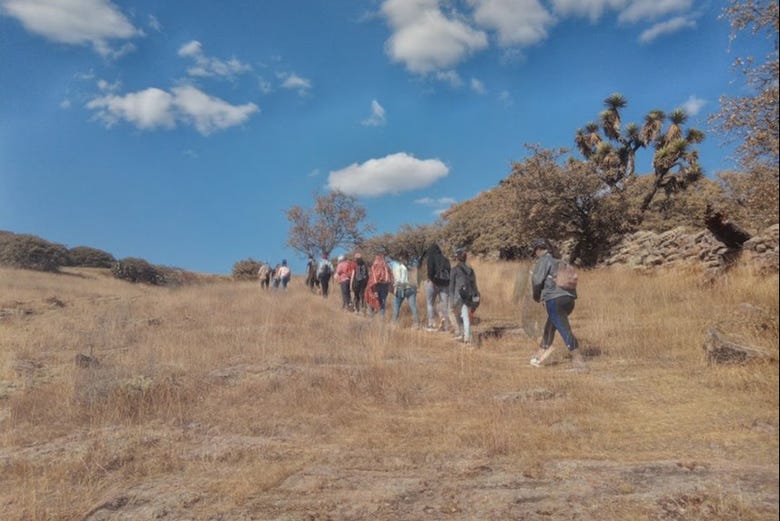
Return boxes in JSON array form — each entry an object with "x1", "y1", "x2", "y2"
[
  {"x1": 256, "y1": 239, "x2": 585, "y2": 368},
  {"x1": 257, "y1": 259, "x2": 291, "y2": 290}
]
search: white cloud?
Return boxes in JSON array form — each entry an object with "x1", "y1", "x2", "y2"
[
  {"x1": 550, "y1": 0, "x2": 626, "y2": 22},
  {"x1": 469, "y1": 0, "x2": 556, "y2": 47},
  {"x1": 171, "y1": 85, "x2": 259, "y2": 135},
  {"x1": 470, "y1": 77, "x2": 486, "y2": 94},
  {"x1": 618, "y1": 0, "x2": 692, "y2": 24},
  {"x1": 59, "y1": 98, "x2": 71, "y2": 109},
  {"x1": 0, "y1": 0, "x2": 141, "y2": 57},
  {"x1": 148, "y1": 14, "x2": 161, "y2": 32},
  {"x1": 435, "y1": 69, "x2": 463, "y2": 87},
  {"x1": 415, "y1": 196, "x2": 456, "y2": 206},
  {"x1": 328, "y1": 152, "x2": 449, "y2": 197},
  {"x1": 177, "y1": 40, "x2": 251, "y2": 79},
  {"x1": 680, "y1": 94, "x2": 706, "y2": 116},
  {"x1": 362, "y1": 99, "x2": 387, "y2": 126},
  {"x1": 87, "y1": 87, "x2": 176, "y2": 130},
  {"x1": 381, "y1": 0, "x2": 488, "y2": 74},
  {"x1": 279, "y1": 72, "x2": 312, "y2": 95},
  {"x1": 86, "y1": 85, "x2": 258, "y2": 135},
  {"x1": 638, "y1": 15, "x2": 696, "y2": 43}
]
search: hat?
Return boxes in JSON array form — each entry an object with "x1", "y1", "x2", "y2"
[
  {"x1": 454, "y1": 247, "x2": 467, "y2": 261},
  {"x1": 354, "y1": 253, "x2": 362, "y2": 259},
  {"x1": 531, "y1": 239, "x2": 550, "y2": 252},
  {"x1": 282, "y1": 259, "x2": 287, "y2": 265}
]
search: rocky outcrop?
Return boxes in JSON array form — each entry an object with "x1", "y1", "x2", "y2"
[{"x1": 603, "y1": 224, "x2": 779, "y2": 273}]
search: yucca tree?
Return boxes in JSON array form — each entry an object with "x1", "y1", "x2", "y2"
[
  {"x1": 576, "y1": 95, "x2": 704, "y2": 224},
  {"x1": 639, "y1": 110, "x2": 665, "y2": 146},
  {"x1": 664, "y1": 108, "x2": 688, "y2": 143},
  {"x1": 575, "y1": 122, "x2": 601, "y2": 158},
  {"x1": 601, "y1": 92, "x2": 627, "y2": 140}
]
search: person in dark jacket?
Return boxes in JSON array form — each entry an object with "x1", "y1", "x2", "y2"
[
  {"x1": 424, "y1": 243, "x2": 453, "y2": 332},
  {"x1": 351, "y1": 253, "x2": 369, "y2": 315},
  {"x1": 529, "y1": 239, "x2": 585, "y2": 370},
  {"x1": 449, "y1": 248, "x2": 478, "y2": 344}
]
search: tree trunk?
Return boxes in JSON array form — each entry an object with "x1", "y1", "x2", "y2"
[{"x1": 704, "y1": 204, "x2": 752, "y2": 249}]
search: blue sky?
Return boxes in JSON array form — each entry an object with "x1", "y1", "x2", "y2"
[{"x1": 0, "y1": 0, "x2": 769, "y2": 274}]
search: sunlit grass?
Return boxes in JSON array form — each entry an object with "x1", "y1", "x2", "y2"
[{"x1": 0, "y1": 261, "x2": 777, "y2": 519}]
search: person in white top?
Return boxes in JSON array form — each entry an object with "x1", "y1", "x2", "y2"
[{"x1": 390, "y1": 258, "x2": 419, "y2": 328}]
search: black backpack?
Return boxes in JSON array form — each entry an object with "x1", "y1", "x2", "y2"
[
  {"x1": 354, "y1": 263, "x2": 368, "y2": 282},
  {"x1": 456, "y1": 264, "x2": 480, "y2": 310},
  {"x1": 433, "y1": 258, "x2": 451, "y2": 285}
]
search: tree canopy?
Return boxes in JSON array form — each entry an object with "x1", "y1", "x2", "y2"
[{"x1": 286, "y1": 191, "x2": 374, "y2": 258}]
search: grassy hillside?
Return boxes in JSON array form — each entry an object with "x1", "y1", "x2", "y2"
[{"x1": 1, "y1": 262, "x2": 777, "y2": 520}]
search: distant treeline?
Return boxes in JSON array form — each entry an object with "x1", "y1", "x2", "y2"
[{"x1": 0, "y1": 230, "x2": 203, "y2": 286}]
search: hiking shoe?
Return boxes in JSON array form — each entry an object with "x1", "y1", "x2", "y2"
[
  {"x1": 530, "y1": 356, "x2": 542, "y2": 368},
  {"x1": 570, "y1": 349, "x2": 588, "y2": 371}
]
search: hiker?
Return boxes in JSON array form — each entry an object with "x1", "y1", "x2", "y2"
[
  {"x1": 258, "y1": 262, "x2": 271, "y2": 289},
  {"x1": 390, "y1": 258, "x2": 419, "y2": 328},
  {"x1": 449, "y1": 248, "x2": 479, "y2": 344},
  {"x1": 425, "y1": 243, "x2": 453, "y2": 332},
  {"x1": 336, "y1": 254, "x2": 356, "y2": 310},
  {"x1": 366, "y1": 253, "x2": 393, "y2": 317},
  {"x1": 277, "y1": 259, "x2": 291, "y2": 289},
  {"x1": 317, "y1": 254, "x2": 333, "y2": 298},
  {"x1": 305, "y1": 255, "x2": 319, "y2": 293},
  {"x1": 351, "y1": 253, "x2": 369, "y2": 315},
  {"x1": 271, "y1": 263, "x2": 281, "y2": 289},
  {"x1": 529, "y1": 239, "x2": 585, "y2": 369}
]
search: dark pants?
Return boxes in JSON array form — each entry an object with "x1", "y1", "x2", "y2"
[
  {"x1": 375, "y1": 282, "x2": 390, "y2": 316},
  {"x1": 542, "y1": 295, "x2": 578, "y2": 351},
  {"x1": 340, "y1": 280, "x2": 352, "y2": 309},
  {"x1": 319, "y1": 275, "x2": 331, "y2": 297},
  {"x1": 353, "y1": 280, "x2": 367, "y2": 312}
]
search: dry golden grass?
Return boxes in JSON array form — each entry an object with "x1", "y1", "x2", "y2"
[{"x1": 0, "y1": 261, "x2": 777, "y2": 520}]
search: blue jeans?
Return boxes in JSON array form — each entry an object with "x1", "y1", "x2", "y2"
[
  {"x1": 542, "y1": 296, "x2": 578, "y2": 351},
  {"x1": 393, "y1": 286, "x2": 419, "y2": 325},
  {"x1": 425, "y1": 280, "x2": 451, "y2": 328}
]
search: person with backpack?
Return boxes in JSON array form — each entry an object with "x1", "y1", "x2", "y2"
[
  {"x1": 449, "y1": 248, "x2": 479, "y2": 344},
  {"x1": 336, "y1": 254, "x2": 356, "y2": 310},
  {"x1": 390, "y1": 257, "x2": 419, "y2": 328},
  {"x1": 317, "y1": 254, "x2": 333, "y2": 298},
  {"x1": 271, "y1": 263, "x2": 282, "y2": 289},
  {"x1": 351, "y1": 253, "x2": 369, "y2": 315},
  {"x1": 276, "y1": 259, "x2": 291, "y2": 289},
  {"x1": 529, "y1": 238, "x2": 585, "y2": 370},
  {"x1": 425, "y1": 243, "x2": 453, "y2": 332},
  {"x1": 305, "y1": 255, "x2": 319, "y2": 293},
  {"x1": 258, "y1": 262, "x2": 271, "y2": 289},
  {"x1": 366, "y1": 253, "x2": 394, "y2": 317}
]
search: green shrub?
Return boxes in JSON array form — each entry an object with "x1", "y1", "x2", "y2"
[
  {"x1": 111, "y1": 257, "x2": 164, "y2": 285},
  {"x1": 0, "y1": 233, "x2": 69, "y2": 272},
  {"x1": 232, "y1": 258, "x2": 263, "y2": 281},
  {"x1": 67, "y1": 246, "x2": 116, "y2": 268}
]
